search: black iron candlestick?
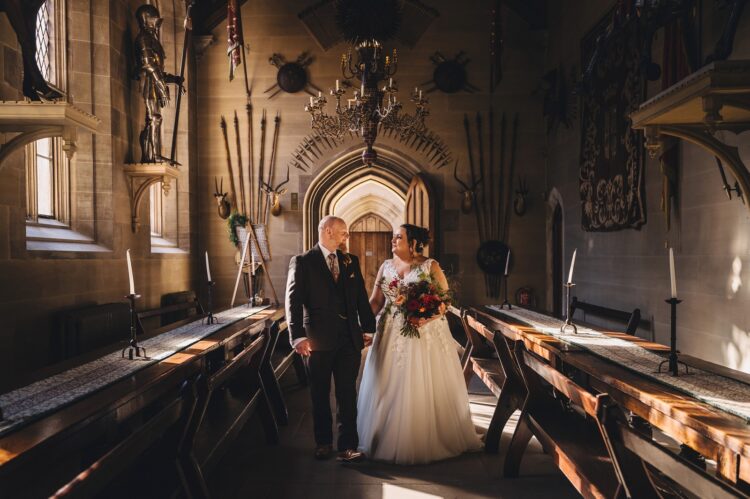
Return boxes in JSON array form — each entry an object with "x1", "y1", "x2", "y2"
[
  {"x1": 122, "y1": 293, "x2": 147, "y2": 360},
  {"x1": 560, "y1": 282, "x2": 578, "y2": 334},
  {"x1": 658, "y1": 297, "x2": 690, "y2": 376},
  {"x1": 203, "y1": 280, "x2": 217, "y2": 324},
  {"x1": 500, "y1": 274, "x2": 512, "y2": 309}
]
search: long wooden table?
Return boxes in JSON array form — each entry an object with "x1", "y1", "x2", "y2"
[
  {"x1": 0, "y1": 306, "x2": 284, "y2": 498},
  {"x1": 477, "y1": 306, "x2": 750, "y2": 493}
]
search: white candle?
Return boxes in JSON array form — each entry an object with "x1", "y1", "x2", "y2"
[
  {"x1": 504, "y1": 250, "x2": 510, "y2": 276},
  {"x1": 419, "y1": 89, "x2": 422, "y2": 100},
  {"x1": 669, "y1": 247, "x2": 677, "y2": 298},
  {"x1": 567, "y1": 249, "x2": 577, "y2": 284},
  {"x1": 318, "y1": 91, "x2": 322, "y2": 98},
  {"x1": 126, "y1": 249, "x2": 135, "y2": 295},
  {"x1": 205, "y1": 251, "x2": 212, "y2": 282},
  {"x1": 309, "y1": 96, "x2": 314, "y2": 106},
  {"x1": 360, "y1": 82, "x2": 365, "y2": 96},
  {"x1": 335, "y1": 79, "x2": 340, "y2": 91},
  {"x1": 389, "y1": 77, "x2": 393, "y2": 87}
]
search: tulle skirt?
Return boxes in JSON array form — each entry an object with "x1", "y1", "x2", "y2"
[{"x1": 357, "y1": 312, "x2": 483, "y2": 464}]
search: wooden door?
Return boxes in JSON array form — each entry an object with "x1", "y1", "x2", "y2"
[
  {"x1": 348, "y1": 214, "x2": 393, "y2": 295},
  {"x1": 404, "y1": 173, "x2": 435, "y2": 257}
]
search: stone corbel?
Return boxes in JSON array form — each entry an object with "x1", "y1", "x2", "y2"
[
  {"x1": 124, "y1": 162, "x2": 179, "y2": 233},
  {"x1": 644, "y1": 124, "x2": 750, "y2": 206},
  {"x1": 0, "y1": 101, "x2": 99, "y2": 168}
]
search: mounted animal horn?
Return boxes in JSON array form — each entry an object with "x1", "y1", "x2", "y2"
[
  {"x1": 264, "y1": 167, "x2": 290, "y2": 217},
  {"x1": 214, "y1": 176, "x2": 231, "y2": 219},
  {"x1": 453, "y1": 160, "x2": 482, "y2": 214}
]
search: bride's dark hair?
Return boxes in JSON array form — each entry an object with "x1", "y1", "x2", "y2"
[{"x1": 400, "y1": 224, "x2": 430, "y2": 254}]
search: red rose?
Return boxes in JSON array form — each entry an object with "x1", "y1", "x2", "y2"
[{"x1": 406, "y1": 299, "x2": 419, "y2": 312}]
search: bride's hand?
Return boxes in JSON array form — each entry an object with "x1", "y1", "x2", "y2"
[{"x1": 416, "y1": 315, "x2": 443, "y2": 328}]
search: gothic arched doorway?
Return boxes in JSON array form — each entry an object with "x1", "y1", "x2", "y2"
[
  {"x1": 349, "y1": 214, "x2": 393, "y2": 293},
  {"x1": 303, "y1": 146, "x2": 432, "y2": 250}
]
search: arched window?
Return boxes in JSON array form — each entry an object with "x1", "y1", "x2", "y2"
[{"x1": 25, "y1": 0, "x2": 68, "y2": 226}]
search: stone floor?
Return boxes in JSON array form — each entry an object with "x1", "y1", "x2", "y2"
[{"x1": 208, "y1": 367, "x2": 580, "y2": 499}]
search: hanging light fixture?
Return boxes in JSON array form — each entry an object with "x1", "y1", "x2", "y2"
[{"x1": 305, "y1": 1, "x2": 429, "y2": 167}]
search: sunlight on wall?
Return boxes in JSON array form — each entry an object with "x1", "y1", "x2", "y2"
[
  {"x1": 723, "y1": 325, "x2": 750, "y2": 373},
  {"x1": 382, "y1": 483, "x2": 443, "y2": 499},
  {"x1": 727, "y1": 256, "x2": 743, "y2": 299},
  {"x1": 332, "y1": 178, "x2": 405, "y2": 230}
]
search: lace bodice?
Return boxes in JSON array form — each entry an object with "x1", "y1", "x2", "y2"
[{"x1": 380, "y1": 258, "x2": 435, "y2": 302}]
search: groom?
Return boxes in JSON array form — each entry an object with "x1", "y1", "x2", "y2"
[{"x1": 285, "y1": 215, "x2": 376, "y2": 461}]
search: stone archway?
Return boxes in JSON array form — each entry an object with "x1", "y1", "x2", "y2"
[{"x1": 303, "y1": 145, "x2": 424, "y2": 250}]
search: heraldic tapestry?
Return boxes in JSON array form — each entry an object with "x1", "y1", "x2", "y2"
[{"x1": 579, "y1": 9, "x2": 646, "y2": 231}]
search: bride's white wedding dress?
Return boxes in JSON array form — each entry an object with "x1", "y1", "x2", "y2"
[{"x1": 357, "y1": 258, "x2": 483, "y2": 464}]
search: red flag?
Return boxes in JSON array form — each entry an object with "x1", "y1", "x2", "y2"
[{"x1": 227, "y1": 0, "x2": 243, "y2": 81}]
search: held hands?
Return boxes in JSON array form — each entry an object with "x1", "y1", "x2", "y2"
[
  {"x1": 363, "y1": 333, "x2": 374, "y2": 347},
  {"x1": 294, "y1": 338, "x2": 312, "y2": 357}
]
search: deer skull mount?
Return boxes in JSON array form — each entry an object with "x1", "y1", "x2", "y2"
[
  {"x1": 214, "y1": 176, "x2": 231, "y2": 219},
  {"x1": 453, "y1": 160, "x2": 483, "y2": 214},
  {"x1": 513, "y1": 176, "x2": 529, "y2": 217},
  {"x1": 261, "y1": 167, "x2": 290, "y2": 217}
]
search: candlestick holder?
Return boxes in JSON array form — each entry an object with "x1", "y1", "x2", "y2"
[
  {"x1": 500, "y1": 274, "x2": 512, "y2": 309},
  {"x1": 122, "y1": 293, "x2": 147, "y2": 360},
  {"x1": 560, "y1": 282, "x2": 578, "y2": 334},
  {"x1": 657, "y1": 297, "x2": 690, "y2": 376},
  {"x1": 203, "y1": 280, "x2": 218, "y2": 324}
]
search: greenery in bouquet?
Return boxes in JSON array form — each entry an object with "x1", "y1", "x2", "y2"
[{"x1": 389, "y1": 270, "x2": 451, "y2": 339}]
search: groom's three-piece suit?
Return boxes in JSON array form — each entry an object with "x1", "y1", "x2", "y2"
[{"x1": 285, "y1": 244, "x2": 376, "y2": 450}]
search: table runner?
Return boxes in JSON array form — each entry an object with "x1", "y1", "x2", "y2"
[
  {"x1": 0, "y1": 305, "x2": 269, "y2": 437},
  {"x1": 488, "y1": 305, "x2": 750, "y2": 422}
]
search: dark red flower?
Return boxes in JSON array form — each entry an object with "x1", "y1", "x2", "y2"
[{"x1": 406, "y1": 299, "x2": 420, "y2": 312}]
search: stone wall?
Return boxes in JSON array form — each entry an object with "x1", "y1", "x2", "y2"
[
  {"x1": 0, "y1": 0, "x2": 197, "y2": 382},
  {"x1": 544, "y1": 0, "x2": 750, "y2": 371},
  {"x1": 196, "y1": 0, "x2": 548, "y2": 312}
]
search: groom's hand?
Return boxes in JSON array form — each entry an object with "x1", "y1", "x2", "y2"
[
  {"x1": 294, "y1": 338, "x2": 312, "y2": 357},
  {"x1": 363, "y1": 333, "x2": 373, "y2": 347}
]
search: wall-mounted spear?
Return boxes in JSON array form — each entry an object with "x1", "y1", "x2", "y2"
[
  {"x1": 219, "y1": 116, "x2": 239, "y2": 211},
  {"x1": 233, "y1": 110, "x2": 247, "y2": 215},
  {"x1": 246, "y1": 103, "x2": 255, "y2": 222},
  {"x1": 463, "y1": 114, "x2": 485, "y2": 243},
  {"x1": 256, "y1": 109, "x2": 267, "y2": 221}
]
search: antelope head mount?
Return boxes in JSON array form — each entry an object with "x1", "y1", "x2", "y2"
[
  {"x1": 261, "y1": 167, "x2": 290, "y2": 217},
  {"x1": 453, "y1": 160, "x2": 483, "y2": 214},
  {"x1": 214, "y1": 177, "x2": 231, "y2": 219}
]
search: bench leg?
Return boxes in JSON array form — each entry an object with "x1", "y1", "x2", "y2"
[
  {"x1": 256, "y1": 374, "x2": 280, "y2": 444},
  {"x1": 503, "y1": 413, "x2": 533, "y2": 478},
  {"x1": 485, "y1": 385, "x2": 523, "y2": 454},
  {"x1": 260, "y1": 356, "x2": 289, "y2": 426}
]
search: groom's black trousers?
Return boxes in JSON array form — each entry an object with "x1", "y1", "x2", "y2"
[{"x1": 307, "y1": 336, "x2": 361, "y2": 451}]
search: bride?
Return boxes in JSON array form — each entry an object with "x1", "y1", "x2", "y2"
[{"x1": 357, "y1": 224, "x2": 482, "y2": 464}]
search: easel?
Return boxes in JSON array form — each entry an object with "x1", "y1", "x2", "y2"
[{"x1": 231, "y1": 225, "x2": 278, "y2": 308}]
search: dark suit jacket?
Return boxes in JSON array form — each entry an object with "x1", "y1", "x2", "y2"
[{"x1": 285, "y1": 244, "x2": 376, "y2": 351}]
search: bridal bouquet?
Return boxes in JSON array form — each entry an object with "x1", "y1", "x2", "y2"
[{"x1": 388, "y1": 271, "x2": 451, "y2": 338}]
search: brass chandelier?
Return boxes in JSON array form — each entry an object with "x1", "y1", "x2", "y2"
[{"x1": 305, "y1": 39, "x2": 429, "y2": 166}]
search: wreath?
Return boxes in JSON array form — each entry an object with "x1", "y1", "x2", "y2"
[{"x1": 227, "y1": 212, "x2": 248, "y2": 246}]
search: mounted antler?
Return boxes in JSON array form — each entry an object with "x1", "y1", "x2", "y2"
[
  {"x1": 214, "y1": 176, "x2": 231, "y2": 219},
  {"x1": 513, "y1": 175, "x2": 529, "y2": 217},
  {"x1": 261, "y1": 167, "x2": 290, "y2": 217},
  {"x1": 453, "y1": 160, "x2": 483, "y2": 214}
]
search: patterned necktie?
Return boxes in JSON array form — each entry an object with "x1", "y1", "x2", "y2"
[{"x1": 328, "y1": 253, "x2": 339, "y2": 283}]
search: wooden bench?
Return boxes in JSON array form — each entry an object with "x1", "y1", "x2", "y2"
[
  {"x1": 50, "y1": 377, "x2": 198, "y2": 498},
  {"x1": 137, "y1": 291, "x2": 206, "y2": 336},
  {"x1": 570, "y1": 296, "x2": 650, "y2": 336},
  {"x1": 458, "y1": 309, "x2": 530, "y2": 454},
  {"x1": 57, "y1": 302, "x2": 131, "y2": 360},
  {"x1": 177, "y1": 320, "x2": 278, "y2": 498},
  {"x1": 506, "y1": 340, "x2": 666, "y2": 498}
]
